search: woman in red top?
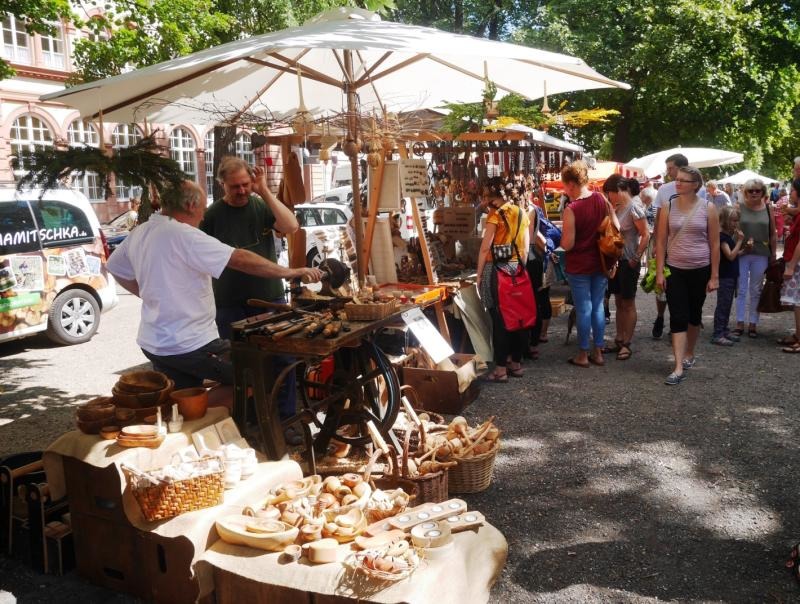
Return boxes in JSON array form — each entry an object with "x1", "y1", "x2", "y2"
[
  {"x1": 778, "y1": 178, "x2": 800, "y2": 351},
  {"x1": 560, "y1": 160, "x2": 619, "y2": 367}
]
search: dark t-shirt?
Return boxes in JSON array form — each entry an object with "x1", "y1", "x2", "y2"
[
  {"x1": 719, "y1": 232, "x2": 739, "y2": 280},
  {"x1": 565, "y1": 191, "x2": 606, "y2": 275},
  {"x1": 200, "y1": 195, "x2": 284, "y2": 305}
]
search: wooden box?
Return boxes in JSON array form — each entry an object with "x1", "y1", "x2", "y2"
[{"x1": 400, "y1": 353, "x2": 480, "y2": 414}]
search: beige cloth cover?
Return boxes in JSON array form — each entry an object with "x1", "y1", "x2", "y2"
[
  {"x1": 200, "y1": 523, "x2": 508, "y2": 603},
  {"x1": 43, "y1": 407, "x2": 302, "y2": 599}
]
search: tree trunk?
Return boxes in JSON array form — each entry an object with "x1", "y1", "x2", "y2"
[
  {"x1": 488, "y1": 0, "x2": 502, "y2": 40},
  {"x1": 454, "y1": 0, "x2": 463, "y2": 33},
  {"x1": 212, "y1": 125, "x2": 237, "y2": 203},
  {"x1": 611, "y1": 99, "x2": 633, "y2": 162}
]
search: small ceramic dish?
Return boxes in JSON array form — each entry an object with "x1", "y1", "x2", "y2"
[{"x1": 121, "y1": 424, "x2": 159, "y2": 438}]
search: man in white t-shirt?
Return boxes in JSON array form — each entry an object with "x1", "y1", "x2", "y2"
[{"x1": 108, "y1": 181, "x2": 322, "y2": 389}]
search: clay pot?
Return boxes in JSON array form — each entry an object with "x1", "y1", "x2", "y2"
[{"x1": 172, "y1": 387, "x2": 209, "y2": 421}]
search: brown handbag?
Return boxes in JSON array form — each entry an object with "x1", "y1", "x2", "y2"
[{"x1": 597, "y1": 200, "x2": 624, "y2": 275}]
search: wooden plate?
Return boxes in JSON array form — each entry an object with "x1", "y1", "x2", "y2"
[
  {"x1": 116, "y1": 434, "x2": 165, "y2": 449},
  {"x1": 121, "y1": 424, "x2": 159, "y2": 438}
]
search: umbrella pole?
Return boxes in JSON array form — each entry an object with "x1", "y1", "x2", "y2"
[{"x1": 344, "y1": 50, "x2": 365, "y2": 287}]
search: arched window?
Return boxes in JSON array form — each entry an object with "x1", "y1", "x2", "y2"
[
  {"x1": 170, "y1": 127, "x2": 196, "y2": 181},
  {"x1": 10, "y1": 114, "x2": 53, "y2": 179},
  {"x1": 112, "y1": 124, "x2": 143, "y2": 200},
  {"x1": 235, "y1": 132, "x2": 254, "y2": 166},
  {"x1": 2, "y1": 15, "x2": 30, "y2": 64},
  {"x1": 67, "y1": 118, "x2": 103, "y2": 201},
  {"x1": 204, "y1": 131, "x2": 215, "y2": 199}
]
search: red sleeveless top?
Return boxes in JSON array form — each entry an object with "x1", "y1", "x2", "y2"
[{"x1": 565, "y1": 191, "x2": 606, "y2": 275}]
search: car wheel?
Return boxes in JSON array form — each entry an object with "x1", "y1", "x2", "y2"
[
  {"x1": 46, "y1": 289, "x2": 100, "y2": 345},
  {"x1": 306, "y1": 247, "x2": 325, "y2": 268}
]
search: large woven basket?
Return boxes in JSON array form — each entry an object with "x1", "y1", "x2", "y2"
[
  {"x1": 448, "y1": 442, "x2": 500, "y2": 494},
  {"x1": 124, "y1": 458, "x2": 224, "y2": 522}
]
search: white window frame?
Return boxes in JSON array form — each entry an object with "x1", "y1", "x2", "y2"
[
  {"x1": 170, "y1": 127, "x2": 197, "y2": 181},
  {"x1": 204, "y1": 131, "x2": 215, "y2": 199},
  {"x1": 67, "y1": 119, "x2": 103, "y2": 201},
  {"x1": 235, "y1": 132, "x2": 254, "y2": 166},
  {"x1": 10, "y1": 114, "x2": 53, "y2": 179},
  {"x1": 39, "y1": 24, "x2": 65, "y2": 69},
  {"x1": 112, "y1": 124, "x2": 144, "y2": 200},
  {"x1": 2, "y1": 15, "x2": 30, "y2": 64}
]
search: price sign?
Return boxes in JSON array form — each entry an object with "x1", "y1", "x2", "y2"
[
  {"x1": 400, "y1": 159, "x2": 429, "y2": 198},
  {"x1": 402, "y1": 306, "x2": 453, "y2": 364}
]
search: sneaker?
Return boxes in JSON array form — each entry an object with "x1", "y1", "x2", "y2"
[
  {"x1": 664, "y1": 372, "x2": 685, "y2": 385},
  {"x1": 652, "y1": 316, "x2": 664, "y2": 339},
  {"x1": 682, "y1": 357, "x2": 696, "y2": 370},
  {"x1": 712, "y1": 336, "x2": 735, "y2": 346},
  {"x1": 724, "y1": 332, "x2": 740, "y2": 342}
]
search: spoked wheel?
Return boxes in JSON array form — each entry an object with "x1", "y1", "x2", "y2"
[{"x1": 283, "y1": 340, "x2": 400, "y2": 453}]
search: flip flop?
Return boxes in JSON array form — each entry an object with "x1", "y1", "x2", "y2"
[
  {"x1": 589, "y1": 355, "x2": 605, "y2": 366},
  {"x1": 508, "y1": 368, "x2": 525, "y2": 378},
  {"x1": 732, "y1": 328, "x2": 745, "y2": 336},
  {"x1": 782, "y1": 342, "x2": 800, "y2": 354},
  {"x1": 481, "y1": 372, "x2": 509, "y2": 383},
  {"x1": 567, "y1": 357, "x2": 590, "y2": 368}
]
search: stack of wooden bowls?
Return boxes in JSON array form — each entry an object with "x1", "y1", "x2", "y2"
[
  {"x1": 75, "y1": 397, "x2": 116, "y2": 434},
  {"x1": 112, "y1": 370, "x2": 174, "y2": 421}
]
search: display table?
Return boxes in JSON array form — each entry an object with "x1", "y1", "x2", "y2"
[
  {"x1": 199, "y1": 523, "x2": 508, "y2": 604},
  {"x1": 43, "y1": 408, "x2": 302, "y2": 603}
]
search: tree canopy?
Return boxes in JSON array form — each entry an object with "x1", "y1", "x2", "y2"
[{"x1": 53, "y1": 0, "x2": 800, "y2": 177}]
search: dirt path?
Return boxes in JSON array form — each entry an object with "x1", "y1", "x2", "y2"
[{"x1": 2, "y1": 285, "x2": 799, "y2": 602}]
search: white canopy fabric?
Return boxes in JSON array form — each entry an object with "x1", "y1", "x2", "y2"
[
  {"x1": 716, "y1": 169, "x2": 779, "y2": 186},
  {"x1": 501, "y1": 123, "x2": 583, "y2": 153},
  {"x1": 41, "y1": 7, "x2": 629, "y2": 125},
  {"x1": 624, "y1": 147, "x2": 744, "y2": 179}
]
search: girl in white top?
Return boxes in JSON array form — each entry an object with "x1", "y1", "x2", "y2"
[{"x1": 655, "y1": 166, "x2": 720, "y2": 385}]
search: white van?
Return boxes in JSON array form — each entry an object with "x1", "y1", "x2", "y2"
[{"x1": 0, "y1": 187, "x2": 118, "y2": 345}]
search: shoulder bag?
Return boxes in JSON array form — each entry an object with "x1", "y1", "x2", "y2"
[
  {"x1": 597, "y1": 198, "x2": 624, "y2": 277},
  {"x1": 494, "y1": 206, "x2": 537, "y2": 332}
]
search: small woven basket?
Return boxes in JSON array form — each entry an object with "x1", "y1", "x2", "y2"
[
  {"x1": 392, "y1": 385, "x2": 445, "y2": 456},
  {"x1": 447, "y1": 442, "x2": 500, "y2": 494},
  {"x1": 401, "y1": 428, "x2": 449, "y2": 503},
  {"x1": 344, "y1": 299, "x2": 398, "y2": 321},
  {"x1": 364, "y1": 450, "x2": 417, "y2": 522},
  {"x1": 124, "y1": 458, "x2": 224, "y2": 522}
]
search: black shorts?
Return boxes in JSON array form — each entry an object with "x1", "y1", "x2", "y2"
[
  {"x1": 142, "y1": 338, "x2": 233, "y2": 390},
  {"x1": 607, "y1": 260, "x2": 640, "y2": 300},
  {"x1": 665, "y1": 264, "x2": 711, "y2": 333}
]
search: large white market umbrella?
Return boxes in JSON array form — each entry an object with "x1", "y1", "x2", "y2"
[
  {"x1": 42, "y1": 8, "x2": 629, "y2": 125},
  {"x1": 42, "y1": 7, "x2": 629, "y2": 283},
  {"x1": 624, "y1": 147, "x2": 744, "y2": 179},
  {"x1": 716, "y1": 169, "x2": 779, "y2": 186}
]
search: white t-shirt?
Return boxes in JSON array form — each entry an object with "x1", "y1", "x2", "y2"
[
  {"x1": 107, "y1": 214, "x2": 234, "y2": 356},
  {"x1": 654, "y1": 182, "x2": 706, "y2": 209}
]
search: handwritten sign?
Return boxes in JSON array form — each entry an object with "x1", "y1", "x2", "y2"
[
  {"x1": 400, "y1": 159, "x2": 429, "y2": 198},
  {"x1": 402, "y1": 306, "x2": 453, "y2": 364}
]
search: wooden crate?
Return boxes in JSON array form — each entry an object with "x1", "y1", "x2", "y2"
[{"x1": 400, "y1": 353, "x2": 480, "y2": 414}]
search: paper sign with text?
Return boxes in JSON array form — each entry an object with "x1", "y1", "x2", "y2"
[{"x1": 402, "y1": 306, "x2": 453, "y2": 364}]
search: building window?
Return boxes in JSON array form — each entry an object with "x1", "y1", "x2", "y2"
[
  {"x1": 40, "y1": 25, "x2": 65, "y2": 69},
  {"x1": 1, "y1": 15, "x2": 30, "y2": 64},
  {"x1": 10, "y1": 114, "x2": 53, "y2": 179},
  {"x1": 112, "y1": 124, "x2": 143, "y2": 200},
  {"x1": 170, "y1": 127, "x2": 196, "y2": 180},
  {"x1": 204, "y1": 131, "x2": 214, "y2": 199},
  {"x1": 236, "y1": 132, "x2": 254, "y2": 166},
  {"x1": 67, "y1": 119, "x2": 103, "y2": 201}
]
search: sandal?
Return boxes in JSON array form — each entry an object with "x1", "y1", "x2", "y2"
[
  {"x1": 777, "y1": 334, "x2": 799, "y2": 345},
  {"x1": 616, "y1": 344, "x2": 632, "y2": 361},
  {"x1": 481, "y1": 371, "x2": 509, "y2": 383},
  {"x1": 567, "y1": 357, "x2": 590, "y2": 368},
  {"x1": 589, "y1": 354, "x2": 605, "y2": 366},
  {"x1": 748, "y1": 327, "x2": 758, "y2": 338},
  {"x1": 602, "y1": 340, "x2": 623, "y2": 354},
  {"x1": 539, "y1": 336, "x2": 549, "y2": 344},
  {"x1": 782, "y1": 342, "x2": 800, "y2": 354},
  {"x1": 508, "y1": 366, "x2": 525, "y2": 378},
  {"x1": 732, "y1": 328, "x2": 745, "y2": 336}
]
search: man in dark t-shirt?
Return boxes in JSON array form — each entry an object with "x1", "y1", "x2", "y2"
[{"x1": 201, "y1": 157, "x2": 302, "y2": 437}]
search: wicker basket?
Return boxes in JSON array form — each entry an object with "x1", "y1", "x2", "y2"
[
  {"x1": 363, "y1": 449, "x2": 417, "y2": 522},
  {"x1": 344, "y1": 298, "x2": 398, "y2": 321},
  {"x1": 123, "y1": 458, "x2": 224, "y2": 522},
  {"x1": 401, "y1": 428, "x2": 449, "y2": 503},
  {"x1": 447, "y1": 442, "x2": 499, "y2": 494},
  {"x1": 392, "y1": 385, "x2": 445, "y2": 456}
]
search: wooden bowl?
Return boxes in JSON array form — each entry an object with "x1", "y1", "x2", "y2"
[
  {"x1": 100, "y1": 425, "x2": 121, "y2": 440},
  {"x1": 76, "y1": 415, "x2": 115, "y2": 435},
  {"x1": 114, "y1": 407, "x2": 136, "y2": 423},
  {"x1": 76, "y1": 397, "x2": 115, "y2": 422},
  {"x1": 111, "y1": 385, "x2": 143, "y2": 409},
  {"x1": 116, "y1": 371, "x2": 170, "y2": 394},
  {"x1": 172, "y1": 387, "x2": 209, "y2": 421},
  {"x1": 132, "y1": 379, "x2": 174, "y2": 406},
  {"x1": 121, "y1": 424, "x2": 159, "y2": 438}
]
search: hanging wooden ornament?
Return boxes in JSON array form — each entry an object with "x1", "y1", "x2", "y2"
[{"x1": 291, "y1": 67, "x2": 316, "y2": 136}]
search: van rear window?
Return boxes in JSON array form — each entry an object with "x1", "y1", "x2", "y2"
[
  {"x1": 0, "y1": 200, "x2": 39, "y2": 254},
  {"x1": 30, "y1": 199, "x2": 94, "y2": 248}
]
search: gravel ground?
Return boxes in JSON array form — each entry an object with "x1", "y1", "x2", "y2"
[{"x1": 2, "y1": 284, "x2": 800, "y2": 603}]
